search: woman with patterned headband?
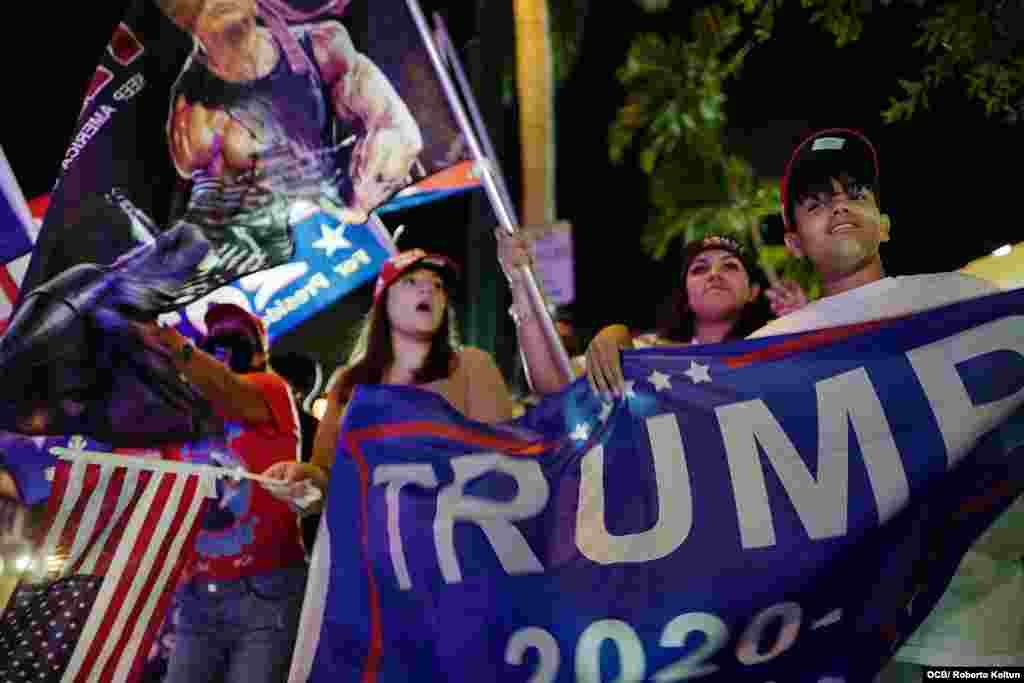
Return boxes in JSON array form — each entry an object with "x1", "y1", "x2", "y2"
[{"x1": 584, "y1": 234, "x2": 804, "y2": 396}]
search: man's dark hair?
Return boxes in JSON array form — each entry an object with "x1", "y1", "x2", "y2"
[{"x1": 786, "y1": 161, "x2": 879, "y2": 230}]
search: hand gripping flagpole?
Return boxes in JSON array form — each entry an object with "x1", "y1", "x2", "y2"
[
  {"x1": 406, "y1": 0, "x2": 574, "y2": 385},
  {"x1": 49, "y1": 447, "x2": 322, "y2": 508}
]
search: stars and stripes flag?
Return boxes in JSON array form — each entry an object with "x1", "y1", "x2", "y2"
[
  {"x1": 0, "y1": 145, "x2": 36, "y2": 265},
  {"x1": 0, "y1": 146, "x2": 44, "y2": 339},
  {"x1": 0, "y1": 453, "x2": 216, "y2": 683},
  {"x1": 0, "y1": 255, "x2": 33, "y2": 340}
]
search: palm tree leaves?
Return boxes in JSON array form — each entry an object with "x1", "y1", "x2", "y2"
[
  {"x1": 609, "y1": 8, "x2": 747, "y2": 171},
  {"x1": 608, "y1": 6, "x2": 809, "y2": 289}
]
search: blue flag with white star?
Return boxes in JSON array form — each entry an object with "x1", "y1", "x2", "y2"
[
  {"x1": 293, "y1": 288, "x2": 1024, "y2": 683},
  {"x1": 157, "y1": 206, "x2": 394, "y2": 344}
]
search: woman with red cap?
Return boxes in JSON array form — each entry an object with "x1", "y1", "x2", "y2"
[{"x1": 264, "y1": 232, "x2": 570, "y2": 494}]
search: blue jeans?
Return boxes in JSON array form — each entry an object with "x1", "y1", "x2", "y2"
[{"x1": 165, "y1": 565, "x2": 308, "y2": 683}]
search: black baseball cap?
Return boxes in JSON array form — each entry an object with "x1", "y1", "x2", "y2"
[{"x1": 781, "y1": 128, "x2": 880, "y2": 231}]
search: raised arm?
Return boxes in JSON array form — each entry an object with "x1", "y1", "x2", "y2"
[
  {"x1": 134, "y1": 322, "x2": 273, "y2": 424},
  {"x1": 495, "y1": 230, "x2": 574, "y2": 396},
  {"x1": 312, "y1": 21, "x2": 424, "y2": 219}
]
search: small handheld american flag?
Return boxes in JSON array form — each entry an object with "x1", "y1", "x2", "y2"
[{"x1": 0, "y1": 452, "x2": 216, "y2": 683}]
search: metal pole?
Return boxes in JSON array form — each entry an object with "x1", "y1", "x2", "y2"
[
  {"x1": 405, "y1": 0, "x2": 573, "y2": 384},
  {"x1": 366, "y1": 212, "x2": 399, "y2": 255},
  {"x1": 432, "y1": 12, "x2": 519, "y2": 226}
]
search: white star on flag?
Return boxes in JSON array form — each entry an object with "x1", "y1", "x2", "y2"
[
  {"x1": 649, "y1": 370, "x2": 672, "y2": 392},
  {"x1": 598, "y1": 401, "x2": 613, "y2": 422},
  {"x1": 571, "y1": 423, "x2": 591, "y2": 442},
  {"x1": 311, "y1": 223, "x2": 352, "y2": 257},
  {"x1": 684, "y1": 360, "x2": 712, "y2": 384},
  {"x1": 623, "y1": 381, "x2": 637, "y2": 399}
]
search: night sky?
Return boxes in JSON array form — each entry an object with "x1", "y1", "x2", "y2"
[{"x1": 0, "y1": 1, "x2": 1017, "y2": 340}]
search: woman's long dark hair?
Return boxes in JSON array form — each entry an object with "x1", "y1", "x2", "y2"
[
  {"x1": 656, "y1": 259, "x2": 773, "y2": 343},
  {"x1": 330, "y1": 279, "x2": 461, "y2": 404}
]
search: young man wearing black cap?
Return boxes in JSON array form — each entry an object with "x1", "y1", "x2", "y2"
[
  {"x1": 749, "y1": 129, "x2": 1024, "y2": 679},
  {"x1": 135, "y1": 303, "x2": 307, "y2": 683},
  {"x1": 751, "y1": 128, "x2": 996, "y2": 338}
]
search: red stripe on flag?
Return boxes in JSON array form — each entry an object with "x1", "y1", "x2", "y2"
[
  {"x1": 66, "y1": 467, "x2": 127, "y2": 576},
  {"x1": 724, "y1": 319, "x2": 890, "y2": 368},
  {"x1": 74, "y1": 471, "x2": 179, "y2": 682},
  {"x1": 55, "y1": 463, "x2": 103, "y2": 566},
  {"x1": 38, "y1": 460, "x2": 75, "y2": 546},
  {"x1": 344, "y1": 431, "x2": 384, "y2": 683},
  {"x1": 28, "y1": 193, "x2": 50, "y2": 218},
  {"x1": 104, "y1": 474, "x2": 207, "y2": 683},
  {"x1": 92, "y1": 470, "x2": 153, "y2": 577},
  {"x1": 347, "y1": 421, "x2": 555, "y2": 457},
  {"x1": 125, "y1": 488, "x2": 207, "y2": 683},
  {"x1": 0, "y1": 264, "x2": 19, "y2": 305}
]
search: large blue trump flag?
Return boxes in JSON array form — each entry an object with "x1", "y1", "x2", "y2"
[{"x1": 292, "y1": 289, "x2": 1024, "y2": 683}]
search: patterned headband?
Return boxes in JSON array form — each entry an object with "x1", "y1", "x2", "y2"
[{"x1": 699, "y1": 235, "x2": 744, "y2": 253}]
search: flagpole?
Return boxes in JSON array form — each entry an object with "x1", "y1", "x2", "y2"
[
  {"x1": 367, "y1": 212, "x2": 399, "y2": 255},
  {"x1": 51, "y1": 447, "x2": 286, "y2": 487},
  {"x1": 431, "y1": 13, "x2": 519, "y2": 226},
  {"x1": 405, "y1": 0, "x2": 574, "y2": 385}
]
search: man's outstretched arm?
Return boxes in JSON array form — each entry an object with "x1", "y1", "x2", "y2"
[{"x1": 312, "y1": 21, "x2": 424, "y2": 219}]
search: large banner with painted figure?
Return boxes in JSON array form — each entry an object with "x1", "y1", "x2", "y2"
[
  {"x1": 0, "y1": 0, "x2": 477, "y2": 444},
  {"x1": 295, "y1": 288, "x2": 1024, "y2": 683}
]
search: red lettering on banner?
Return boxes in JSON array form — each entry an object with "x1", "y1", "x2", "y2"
[
  {"x1": 81, "y1": 66, "x2": 114, "y2": 115},
  {"x1": 108, "y1": 23, "x2": 144, "y2": 65}
]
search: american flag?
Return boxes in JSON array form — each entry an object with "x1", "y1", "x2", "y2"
[
  {"x1": 0, "y1": 455, "x2": 215, "y2": 683},
  {"x1": 0, "y1": 146, "x2": 46, "y2": 337},
  {"x1": 0, "y1": 254, "x2": 30, "y2": 338},
  {"x1": 0, "y1": 145, "x2": 36, "y2": 266}
]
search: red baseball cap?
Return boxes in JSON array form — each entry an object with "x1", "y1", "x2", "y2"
[
  {"x1": 781, "y1": 128, "x2": 880, "y2": 231},
  {"x1": 372, "y1": 249, "x2": 460, "y2": 305},
  {"x1": 204, "y1": 303, "x2": 269, "y2": 352}
]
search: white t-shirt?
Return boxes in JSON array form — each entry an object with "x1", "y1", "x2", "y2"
[
  {"x1": 751, "y1": 272, "x2": 1024, "y2": 667},
  {"x1": 749, "y1": 273, "x2": 999, "y2": 338}
]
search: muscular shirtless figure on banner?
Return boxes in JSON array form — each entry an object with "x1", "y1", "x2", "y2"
[{"x1": 0, "y1": 0, "x2": 458, "y2": 445}]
